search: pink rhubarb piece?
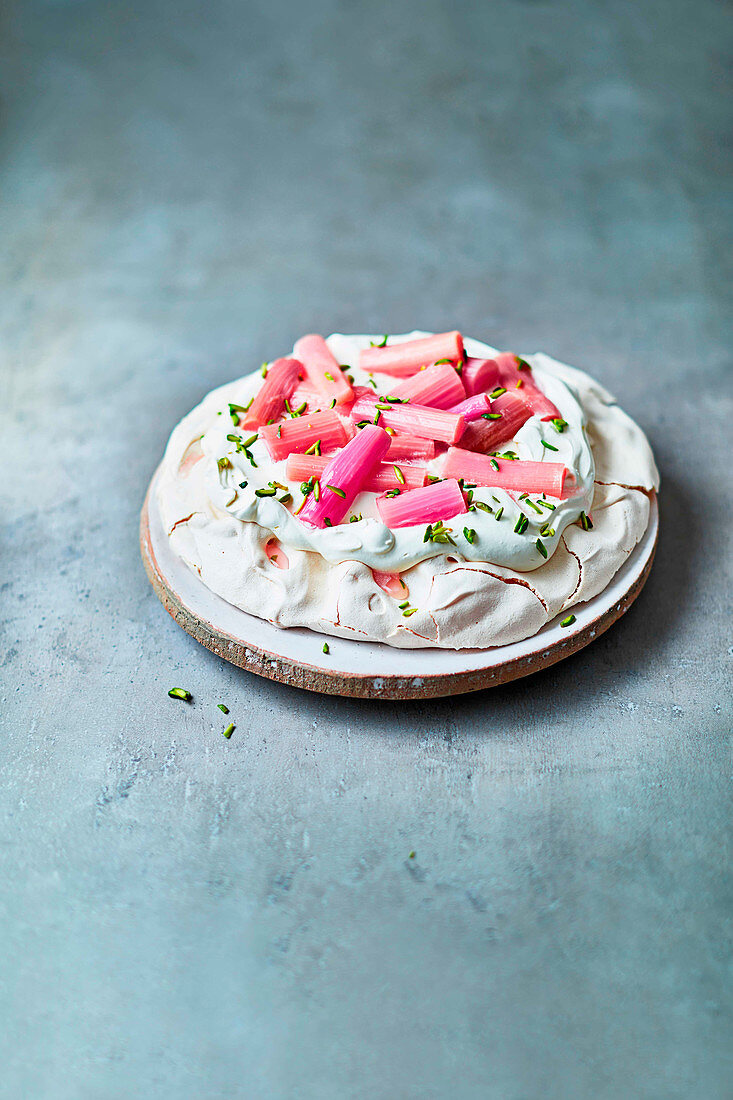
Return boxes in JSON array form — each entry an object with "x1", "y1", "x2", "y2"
[
  {"x1": 458, "y1": 390, "x2": 531, "y2": 453},
  {"x1": 372, "y1": 570, "x2": 409, "y2": 599},
  {"x1": 259, "y1": 409, "x2": 350, "y2": 461},
  {"x1": 442, "y1": 447, "x2": 568, "y2": 497},
  {"x1": 462, "y1": 357, "x2": 500, "y2": 396},
  {"x1": 350, "y1": 395, "x2": 465, "y2": 445},
  {"x1": 289, "y1": 379, "x2": 323, "y2": 411},
  {"x1": 376, "y1": 478, "x2": 467, "y2": 529},
  {"x1": 298, "y1": 424, "x2": 391, "y2": 528},
  {"x1": 384, "y1": 433, "x2": 436, "y2": 462},
  {"x1": 241, "y1": 358, "x2": 303, "y2": 428},
  {"x1": 494, "y1": 352, "x2": 561, "y2": 419},
  {"x1": 286, "y1": 453, "x2": 427, "y2": 492},
  {"x1": 359, "y1": 331, "x2": 464, "y2": 377},
  {"x1": 495, "y1": 352, "x2": 531, "y2": 389},
  {"x1": 520, "y1": 387, "x2": 561, "y2": 421},
  {"x1": 449, "y1": 393, "x2": 492, "y2": 422},
  {"x1": 264, "y1": 538, "x2": 290, "y2": 569},
  {"x1": 348, "y1": 384, "x2": 377, "y2": 405},
  {"x1": 389, "y1": 362, "x2": 465, "y2": 409},
  {"x1": 294, "y1": 334, "x2": 354, "y2": 407}
]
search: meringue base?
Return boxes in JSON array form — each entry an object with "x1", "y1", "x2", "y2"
[{"x1": 142, "y1": 478, "x2": 657, "y2": 695}]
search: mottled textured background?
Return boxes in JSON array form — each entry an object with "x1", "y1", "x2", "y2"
[{"x1": 1, "y1": 1, "x2": 731, "y2": 1097}]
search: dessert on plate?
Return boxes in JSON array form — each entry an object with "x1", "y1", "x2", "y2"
[{"x1": 156, "y1": 331, "x2": 658, "y2": 649}]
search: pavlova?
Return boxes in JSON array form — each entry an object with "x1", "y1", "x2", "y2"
[{"x1": 156, "y1": 331, "x2": 658, "y2": 649}]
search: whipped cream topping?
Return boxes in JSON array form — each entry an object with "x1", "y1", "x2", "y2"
[{"x1": 195, "y1": 334, "x2": 596, "y2": 574}]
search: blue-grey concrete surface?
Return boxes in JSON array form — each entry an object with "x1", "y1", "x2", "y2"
[{"x1": 1, "y1": 1, "x2": 731, "y2": 1097}]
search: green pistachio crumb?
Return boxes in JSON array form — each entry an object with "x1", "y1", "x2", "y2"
[{"x1": 168, "y1": 688, "x2": 192, "y2": 702}]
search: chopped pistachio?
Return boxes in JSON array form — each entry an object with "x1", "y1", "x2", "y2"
[{"x1": 168, "y1": 688, "x2": 192, "y2": 702}]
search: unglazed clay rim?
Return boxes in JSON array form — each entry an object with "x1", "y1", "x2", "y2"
[{"x1": 140, "y1": 466, "x2": 658, "y2": 699}]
